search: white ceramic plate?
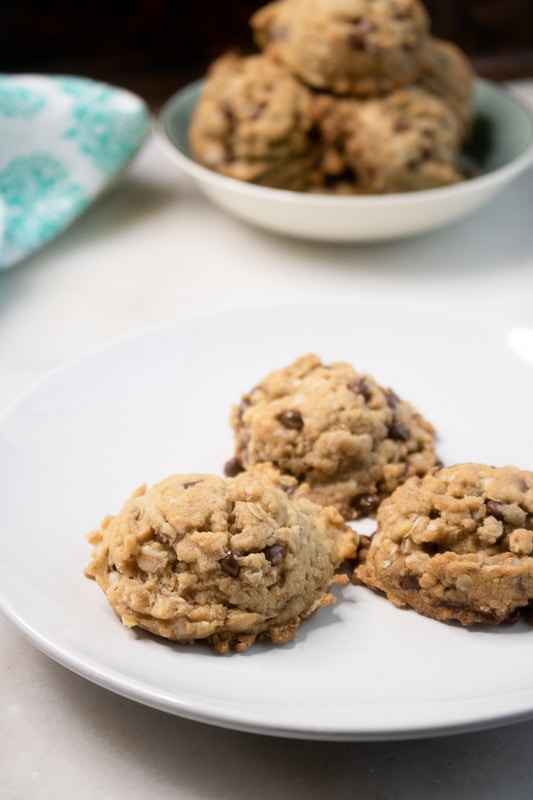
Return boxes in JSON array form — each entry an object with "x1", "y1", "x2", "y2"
[
  {"x1": 2, "y1": 300, "x2": 533, "y2": 741},
  {"x1": 155, "y1": 78, "x2": 533, "y2": 242}
]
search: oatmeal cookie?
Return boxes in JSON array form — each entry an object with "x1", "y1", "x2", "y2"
[
  {"x1": 188, "y1": 52, "x2": 317, "y2": 190},
  {"x1": 357, "y1": 87, "x2": 463, "y2": 192},
  {"x1": 85, "y1": 464, "x2": 356, "y2": 653},
  {"x1": 251, "y1": 0, "x2": 430, "y2": 97},
  {"x1": 353, "y1": 86, "x2": 465, "y2": 192},
  {"x1": 227, "y1": 354, "x2": 439, "y2": 520},
  {"x1": 417, "y1": 37, "x2": 474, "y2": 138},
  {"x1": 356, "y1": 463, "x2": 533, "y2": 625},
  {"x1": 311, "y1": 85, "x2": 465, "y2": 194}
]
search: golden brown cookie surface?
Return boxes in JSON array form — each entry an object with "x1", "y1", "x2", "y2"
[
  {"x1": 356, "y1": 463, "x2": 533, "y2": 625},
  {"x1": 188, "y1": 52, "x2": 317, "y2": 190},
  {"x1": 85, "y1": 464, "x2": 355, "y2": 652},
  {"x1": 313, "y1": 86, "x2": 465, "y2": 194},
  {"x1": 251, "y1": 0, "x2": 430, "y2": 96},
  {"x1": 417, "y1": 37, "x2": 475, "y2": 138},
  {"x1": 228, "y1": 354, "x2": 439, "y2": 520}
]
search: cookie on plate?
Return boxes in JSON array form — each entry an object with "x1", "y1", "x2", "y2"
[
  {"x1": 188, "y1": 52, "x2": 317, "y2": 190},
  {"x1": 355, "y1": 463, "x2": 533, "y2": 625},
  {"x1": 85, "y1": 464, "x2": 356, "y2": 653},
  {"x1": 226, "y1": 354, "x2": 439, "y2": 520},
  {"x1": 251, "y1": 0, "x2": 430, "y2": 97}
]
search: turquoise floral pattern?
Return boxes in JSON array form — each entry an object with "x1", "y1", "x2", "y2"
[
  {"x1": 0, "y1": 155, "x2": 86, "y2": 262},
  {"x1": 60, "y1": 78, "x2": 150, "y2": 175},
  {"x1": 0, "y1": 79, "x2": 47, "y2": 118},
  {"x1": 0, "y1": 74, "x2": 149, "y2": 269}
]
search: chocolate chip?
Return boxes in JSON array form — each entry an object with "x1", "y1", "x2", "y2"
[
  {"x1": 264, "y1": 544, "x2": 285, "y2": 565},
  {"x1": 399, "y1": 573, "x2": 420, "y2": 591},
  {"x1": 348, "y1": 378, "x2": 371, "y2": 402},
  {"x1": 385, "y1": 389, "x2": 400, "y2": 409},
  {"x1": 278, "y1": 410, "x2": 304, "y2": 430},
  {"x1": 224, "y1": 458, "x2": 244, "y2": 477},
  {"x1": 220, "y1": 550, "x2": 241, "y2": 577},
  {"x1": 350, "y1": 493, "x2": 380, "y2": 516},
  {"x1": 347, "y1": 31, "x2": 366, "y2": 49},
  {"x1": 525, "y1": 513, "x2": 533, "y2": 530},
  {"x1": 486, "y1": 499, "x2": 505, "y2": 521},
  {"x1": 221, "y1": 101, "x2": 235, "y2": 129},
  {"x1": 395, "y1": 120, "x2": 410, "y2": 133},
  {"x1": 388, "y1": 423, "x2": 410, "y2": 442},
  {"x1": 347, "y1": 18, "x2": 376, "y2": 49}
]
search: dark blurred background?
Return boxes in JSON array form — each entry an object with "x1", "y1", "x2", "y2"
[{"x1": 1, "y1": 0, "x2": 532, "y2": 108}]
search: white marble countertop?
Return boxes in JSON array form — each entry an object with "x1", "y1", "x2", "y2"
[{"x1": 2, "y1": 79, "x2": 533, "y2": 799}]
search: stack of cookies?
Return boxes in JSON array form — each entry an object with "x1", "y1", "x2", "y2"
[{"x1": 189, "y1": 0, "x2": 474, "y2": 194}]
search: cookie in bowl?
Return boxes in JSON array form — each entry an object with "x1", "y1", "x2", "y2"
[
  {"x1": 188, "y1": 52, "x2": 317, "y2": 191},
  {"x1": 416, "y1": 36, "x2": 475, "y2": 137},
  {"x1": 313, "y1": 85, "x2": 466, "y2": 193},
  {"x1": 251, "y1": 0, "x2": 430, "y2": 97}
]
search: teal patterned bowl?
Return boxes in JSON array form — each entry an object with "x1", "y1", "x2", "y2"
[{"x1": 0, "y1": 75, "x2": 150, "y2": 269}]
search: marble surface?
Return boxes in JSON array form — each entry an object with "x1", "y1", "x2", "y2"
[{"x1": 2, "y1": 80, "x2": 533, "y2": 799}]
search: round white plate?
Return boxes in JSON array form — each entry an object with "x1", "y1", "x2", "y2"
[{"x1": 2, "y1": 300, "x2": 533, "y2": 741}]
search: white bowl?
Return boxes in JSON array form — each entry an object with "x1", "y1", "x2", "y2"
[{"x1": 155, "y1": 78, "x2": 533, "y2": 242}]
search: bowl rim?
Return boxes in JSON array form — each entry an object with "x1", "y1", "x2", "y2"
[{"x1": 154, "y1": 76, "x2": 533, "y2": 207}]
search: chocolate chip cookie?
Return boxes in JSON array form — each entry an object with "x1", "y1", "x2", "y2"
[
  {"x1": 315, "y1": 86, "x2": 465, "y2": 194},
  {"x1": 188, "y1": 52, "x2": 317, "y2": 190},
  {"x1": 227, "y1": 354, "x2": 439, "y2": 520},
  {"x1": 417, "y1": 37, "x2": 475, "y2": 138},
  {"x1": 356, "y1": 463, "x2": 533, "y2": 625},
  {"x1": 85, "y1": 464, "x2": 356, "y2": 653},
  {"x1": 251, "y1": 0, "x2": 430, "y2": 97}
]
